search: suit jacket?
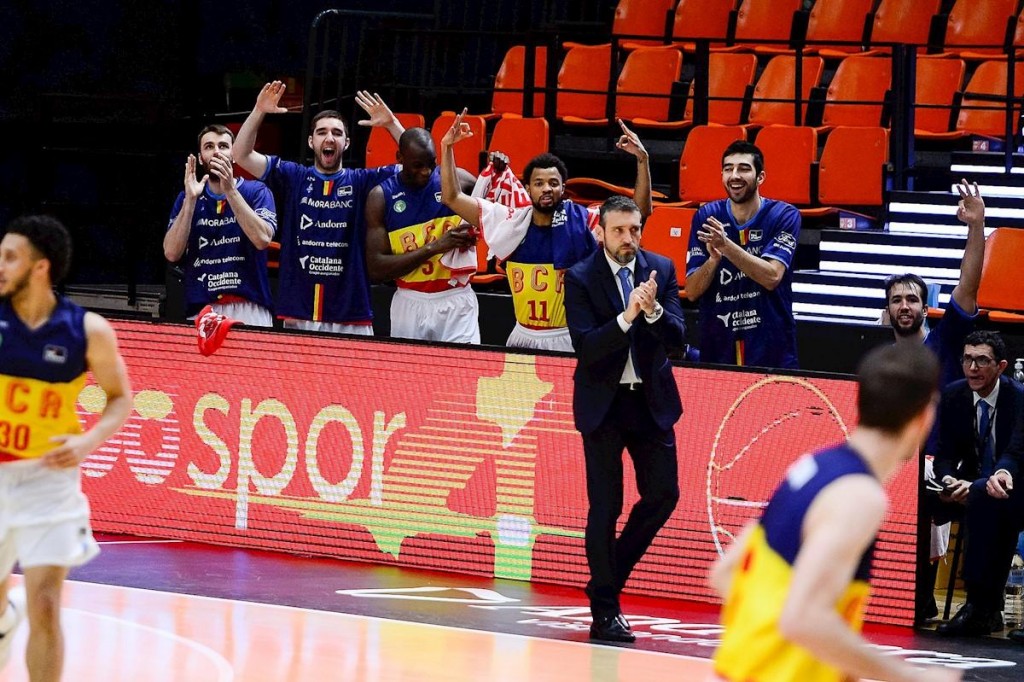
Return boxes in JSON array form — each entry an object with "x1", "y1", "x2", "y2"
[
  {"x1": 933, "y1": 375, "x2": 1024, "y2": 482},
  {"x1": 564, "y1": 248, "x2": 687, "y2": 435}
]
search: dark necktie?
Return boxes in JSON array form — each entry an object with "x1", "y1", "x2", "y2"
[
  {"x1": 979, "y1": 401, "x2": 995, "y2": 478},
  {"x1": 617, "y1": 267, "x2": 638, "y2": 376}
]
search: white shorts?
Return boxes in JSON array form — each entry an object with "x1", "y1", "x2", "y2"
[
  {"x1": 506, "y1": 324, "x2": 574, "y2": 352},
  {"x1": 187, "y1": 300, "x2": 273, "y2": 327},
  {"x1": 390, "y1": 286, "x2": 480, "y2": 344},
  {"x1": 0, "y1": 461, "x2": 99, "y2": 573},
  {"x1": 283, "y1": 319, "x2": 374, "y2": 336}
]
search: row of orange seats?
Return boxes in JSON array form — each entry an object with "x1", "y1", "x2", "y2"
[
  {"x1": 613, "y1": 0, "x2": 1024, "y2": 60},
  {"x1": 491, "y1": 45, "x2": 1024, "y2": 140}
]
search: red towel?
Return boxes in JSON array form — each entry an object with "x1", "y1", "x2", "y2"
[{"x1": 195, "y1": 305, "x2": 243, "y2": 356}]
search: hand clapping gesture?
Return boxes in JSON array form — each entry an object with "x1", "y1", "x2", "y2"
[
  {"x1": 184, "y1": 154, "x2": 207, "y2": 199},
  {"x1": 697, "y1": 216, "x2": 729, "y2": 260}
]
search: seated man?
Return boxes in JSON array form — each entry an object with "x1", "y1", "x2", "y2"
[{"x1": 934, "y1": 330, "x2": 1024, "y2": 636}]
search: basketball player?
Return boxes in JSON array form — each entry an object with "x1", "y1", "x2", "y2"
[
  {"x1": 0, "y1": 216, "x2": 132, "y2": 681},
  {"x1": 710, "y1": 344, "x2": 961, "y2": 682}
]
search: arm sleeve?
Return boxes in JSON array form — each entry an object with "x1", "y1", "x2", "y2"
[
  {"x1": 249, "y1": 182, "x2": 278, "y2": 235},
  {"x1": 167, "y1": 192, "x2": 186, "y2": 231},
  {"x1": 686, "y1": 207, "x2": 708, "y2": 277},
  {"x1": 761, "y1": 205, "x2": 800, "y2": 268}
]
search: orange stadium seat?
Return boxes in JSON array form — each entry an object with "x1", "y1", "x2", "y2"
[
  {"x1": 745, "y1": 55, "x2": 825, "y2": 128},
  {"x1": 608, "y1": 47, "x2": 683, "y2": 126},
  {"x1": 431, "y1": 112, "x2": 487, "y2": 173},
  {"x1": 919, "y1": 60, "x2": 1024, "y2": 139},
  {"x1": 671, "y1": 0, "x2": 735, "y2": 53},
  {"x1": 931, "y1": 0, "x2": 1018, "y2": 60},
  {"x1": 755, "y1": 125, "x2": 817, "y2": 207},
  {"x1": 817, "y1": 126, "x2": 888, "y2": 210},
  {"x1": 556, "y1": 44, "x2": 613, "y2": 122},
  {"x1": 817, "y1": 56, "x2": 892, "y2": 131},
  {"x1": 491, "y1": 46, "x2": 548, "y2": 119},
  {"x1": 639, "y1": 206, "x2": 696, "y2": 296},
  {"x1": 615, "y1": 0, "x2": 677, "y2": 50},
  {"x1": 863, "y1": 0, "x2": 941, "y2": 55},
  {"x1": 957, "y1": 11, "x2": 1024, "y2": 61},
  {"x1": 717, "y1": 0, "x2": 803, "y2": 53},
  {"x1": 761, "y1": 0, "x2": 874, "y2": 57},
  {"x1": 634, "y1": 53, "x2": 756, "y2": 130},
  {"x1": 978, "y1": 227, "x2": 1024, "y2": 323},
  {"x1": 487, "y1": 117, "x2": 549, "y2": 178},
  {"x1": 364, "y1": 112, "x2": 425, "y2": 169},
  {"x1": 914, "y1": 58, "x2": 965, "y2": 135},
  {"x1": 677, "y1": 125, "x2": 747, "y2": 205}
]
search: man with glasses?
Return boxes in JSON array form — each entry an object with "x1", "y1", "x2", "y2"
[{"x1": 931, "y1": 331, "x2": 1024, "y2": 636}]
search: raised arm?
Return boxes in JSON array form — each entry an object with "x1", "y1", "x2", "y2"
[
  {"x1": 951, "y1": 179, "x2": 985, "y2": 315},
  {"x1": 439, "y1": 109, "x2": 484, "y2": 225},
  {"x1": 235, "y1": 81, "x2": 289, "y2": 180},
  {"x1": 42, "y1": 313, "x2": 132, "y2": 469},
  {"x1": 616, "y1": 119, "x2": 652, "y2": 218},
  {"x1": 364, "y1": 186, "x2": 476, "y2": 282},
  {"x1": 354, "y1": 90, "x2": 405, "y2": 145},
  {"x1": 164, "y1": 154, "x2": 206, "y2": 262}
]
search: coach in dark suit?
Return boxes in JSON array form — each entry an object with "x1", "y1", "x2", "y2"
[
  {"x1": 564, "y1": 195, "x2": 687, "y2": 643},
  {"x1": 933, "y1": 330, "x2": 1024, "y2": 636}
]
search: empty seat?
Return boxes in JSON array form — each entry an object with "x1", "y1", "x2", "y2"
[
  {"x1": 615, "y1": 0, "x2": 677, "y2": 50},
  {"x1": 718, "y1": 0, "x2": 803, "y2": 53},
  {"x1": 918, "y1": 60, "x2": 1024, "y2": 139},
  {"x1": 639, "y1": 206, "x2": 697, "y2": 296},
  {"x1": 672, "y1": 0, "x2": 735, "y2": 52},
  {"x1": 633, "y1": 52, "x2": 756, "y2": 130},
  {"x1": 556, "y1": 44, "x2": 613, "y2": 122},
  {"x1": 761, "y1": 0, "x2": 874, "y2": 56},
  {"x1": 914, "y1": 58, "x2": 966, "y2": 135},
  {"x1": 818, "y1": 56, "x2": 892, "y2": 130},
  {"x1": 487, "y1": 117, "x2": 549, "y2": 178},
  {"x1": 364, "y1": 112, "x2": 425, "y2": 169},
  {"x1": 957, "y1": 11, "x2": 1024, "y2": 61},
  {"x1": 932, "y1": 0, "x2": 1018, "y2": 60},
  {"x1": 611, "y1": 47, "x2": 683, "y2": 125},
  {"x1": 755, "y1": 125, "x2": 817, "y2": 206},
  {"x1": 677, "y1": 125, "x2": 747, "y2": 205},
  {"x1": 491, "y1": 46, "x2": 548, "y2": 119},
  {"x1": 978, "y1": 227, "x2": 1024, "y2": 322},
  {"x1": 430, "y1": 112, "x2": 487, "y2": 173},
  {"x1": 863, "y1": 0, "x2": 941, "y2": 54},
  {"x1": 817, "y1": 126, "x2": 888, "y2": 209},
  {"x1": 746, "y1": 55, "x2": 825, "y2": 127}
]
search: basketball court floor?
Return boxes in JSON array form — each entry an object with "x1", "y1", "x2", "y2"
[{"x1": 0, "y1": 535, "x2": 1021, "y2": 681}]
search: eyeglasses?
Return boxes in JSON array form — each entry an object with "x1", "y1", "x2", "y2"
[{"x1": 961, "y1": 355, "x2": 995, "y2": 368}]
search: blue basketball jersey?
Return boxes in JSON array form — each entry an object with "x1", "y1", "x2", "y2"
[
  {"x1": 687, "y1": 198, "x2": 800, "y2": 369},
  {"x1": 167, "y1": 179, "x2": 276, "y2": 315},
  {"x1": 263, "y1": 157, "x2": 398, "y2": 323}
]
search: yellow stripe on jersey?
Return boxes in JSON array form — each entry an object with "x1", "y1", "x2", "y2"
[
  {"x1": 387, "y1": 217, "x2": 460, "y2": 286},
  {"x1": 713, "y1": 525, "x2": 870, "y2": 682},
  {"x1": 504, "y1": 261, "x2": 567, "y2": 330},
  {"x1": 0, "y1": 373, "x2": 86, "y2": 459}
]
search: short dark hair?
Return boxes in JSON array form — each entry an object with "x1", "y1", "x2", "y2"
[
  {"x1": 964, "y1": 330, "x2": 1006, "y2": 362},
  {"x1": 398, "y1": 127, "x2": 435, "y2": 155},
  {"x1": 722, "y1": 140, "x2": 764, "y2": 175},
  {"x1": 883, "y1": 273, "x2": 928, "y2": 304},
  {"x1": 599, "y1": 195, "x2": 641, "y2": 228},
  {"x1": 857, "y1": 344, "x2": 939, "y2": 434},
  {"x1": 311, "y1": 110, "x2": 349, "y2": 137},
  {"x1": 197, "y1": 124, "x2": 234, "y2": 147},
  {"x1": 522, "y1": 153, "x2": 568, "y2": 185},
  {"x1": 4, "y1": 215, "x2": 73, "y2": 285}
]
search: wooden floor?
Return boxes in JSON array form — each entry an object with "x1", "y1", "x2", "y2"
[{"x1": 0, "y1": 579, "x2": 712, "y2": 682}]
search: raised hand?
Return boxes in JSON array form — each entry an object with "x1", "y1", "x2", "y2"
[
  {"x1": 615, "y1": 118, "x2": 648, "y2": 160},
  {"x1": 256, "y1": 81, "x2": 289, "y2": 114},
  {"x1": 441, "y1": 108, "x2": 474, "y2": 147},
  {"x1": 355, "y1": 90, "x2": 396, "y2": 128},
  {"x1": 637, "y1": 270, "x2": 659, "y2": 314},
  {"x1": 184, "y1": 154, "x2": 207, "y2": 199},
  {"x1": 956, "y1": 178, "x2": 984, "y2": 227}
]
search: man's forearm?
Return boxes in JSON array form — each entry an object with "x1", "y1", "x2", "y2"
[
  {"x1": 633, "y1": 154, "x2": 652, "y2": 217},
  {"x1": 235, "y1": 109, "x2": 269, "y2": 178},
  {"x1": 721, "y1": 242, "x2": 783, "y2": 290},
  {"x1": 164, "y1": 200, "x2": 196, "y2": 262},
  {"x1": 684, "y1": 259, "x2": 717, "y2": 301},
  {"x1": 224, "y1": 188, "x2": 273, "y2": 249}
]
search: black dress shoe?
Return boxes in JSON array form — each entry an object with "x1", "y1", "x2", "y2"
[
  {"x1": 936, "y1": 603, "x2": 1001, "y2": 636},
  {"x1": 590, "y1": 614, "x2": 636, "y2": 643},
  {"x1": 1008, "y1": 628, "x2": 1024, "y2": 644}
]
